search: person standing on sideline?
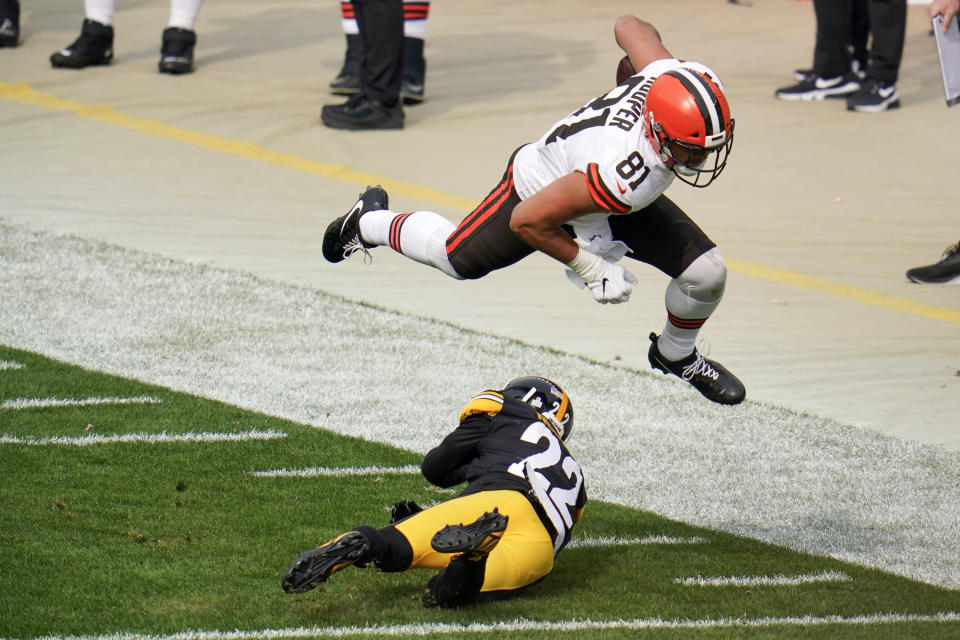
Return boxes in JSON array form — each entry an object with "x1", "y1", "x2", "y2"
[
  {"x1": 330, "y1": 0, "x2": 429, "y2": 105},
  {"x1": 282, "y1": 377, "x2": 585, "y2": 608},
  {"x1": 321, "y1": 15, "x2": 746, "y2": 405},
  {"x1": 904, "y1": 0, "x2": 960, "y2": 284},
  {"x1": 775, "y1": 0, "x2": 906, "y2": 112},
  {"x1": 321, "y1": 0, "x2": 405, "y2": 130},
  {"x1": 49, "y1": 0, "x2": 205, "y2": 74}
]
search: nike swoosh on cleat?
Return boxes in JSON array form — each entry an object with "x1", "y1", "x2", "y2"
[{"x1": 341, "y1": 201, "x2": 364, "y2": 233}]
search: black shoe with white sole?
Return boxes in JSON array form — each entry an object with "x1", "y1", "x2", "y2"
[
  {"x1": 775, "y1": 72, "x2": 859, "y2": 101},
  {"x1": 648, "y1": 332, "x2": 746, "y2": 405}
]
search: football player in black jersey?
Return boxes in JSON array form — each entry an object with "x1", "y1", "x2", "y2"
[{"x1": 282, "y1": 376, "x2": 586, "y2": 608}]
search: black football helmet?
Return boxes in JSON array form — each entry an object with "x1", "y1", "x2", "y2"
[{"x1": 502, "y1": 376, "x2": 574, "y2": 441}]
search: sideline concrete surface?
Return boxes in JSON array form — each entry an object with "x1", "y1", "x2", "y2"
[{"x1": 1, "y1": 0, "x2": 958, "y2": 448}]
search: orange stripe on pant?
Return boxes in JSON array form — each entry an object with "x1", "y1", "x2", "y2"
[{"x1": 393, "y1": 489, "x2": 555, "y2": 592}]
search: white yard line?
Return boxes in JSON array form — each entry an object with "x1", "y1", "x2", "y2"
[
  {"x1": 0, "y1": 360, "x2": 25, "y2": 370},
  {"x1": 0, "y1": 429, "x2": 286, "y2": 446},
  {"x1": 7, "y1": 612, "x2": 959, "y2": 640},
  {"x1": 250, "y1": 465, "x2": 421, "y2": 478},
  {"x1": 0, "y1": 395, "x2": 162, "y2": 410},
  {"x1": 567, "y1": 535, "x2": 709, "y2": 548},
  {"x1": 675, "y1": 570, "x2": 852, "y2": 587}
]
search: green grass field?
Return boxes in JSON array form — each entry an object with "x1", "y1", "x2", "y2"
[{"x1": 2, "y1": 344, "x2": 959, "y2": 640}]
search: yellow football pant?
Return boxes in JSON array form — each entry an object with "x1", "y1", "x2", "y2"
[{"x1": 393, "y1": 489, "x2": 554, "y2": 592}]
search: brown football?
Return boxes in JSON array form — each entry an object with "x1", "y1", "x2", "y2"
[{"x1": 616, "y1": 55, "x2": 636, "y2": 84}]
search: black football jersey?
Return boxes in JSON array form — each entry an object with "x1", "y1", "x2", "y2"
[{"x1": 421, "y1": 390, "x2": 587, "y2": 553}]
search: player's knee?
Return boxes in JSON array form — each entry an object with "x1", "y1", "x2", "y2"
[{"x1": 677, "y1": 247, "x2": 726, "y2": 303}]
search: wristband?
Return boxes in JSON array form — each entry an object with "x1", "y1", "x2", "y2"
[{"x1": 565, "y1": 248, "x2": 606, "y2": 283}]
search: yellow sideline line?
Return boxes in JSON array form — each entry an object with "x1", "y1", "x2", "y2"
[
  {"x1": 0, "y1": 82, "x2": 476, "y2": 211},
  {"x1": 3, "y1": 81, "x2": 959, "y2": 327},
  {"x1": 727, "y1": 259, "x2": 960, "y2": 325}
]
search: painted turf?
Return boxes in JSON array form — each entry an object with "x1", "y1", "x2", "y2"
[
  {"x1": 0, "y1": 395, "x2": 162, "y2": 410},
  {"x1": 1, "y1": 220, "x2": 960, "y2": 591},
  {"x1": 3, "y1": 611, "x2": 960, "y2": 640},
  {"x1": 0, "y1": 429, "x2": 287, "y2": 446}
]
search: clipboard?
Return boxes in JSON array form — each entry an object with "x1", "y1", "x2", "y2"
[{"x1": 932, "y1": 14, "x2": 960, "y2": 107}]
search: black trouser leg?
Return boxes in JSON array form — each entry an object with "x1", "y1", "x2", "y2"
[
  {"x1": 812, "y1": 0, "x2": 853, "y2": 78},
  {"x1": 865, "y1": 0, "x2": 906, "y2": 85},
  {"x1": 353, "y1": 0, "x2": 403, "y2": 106}
]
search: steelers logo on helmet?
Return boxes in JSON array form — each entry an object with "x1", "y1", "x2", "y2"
[
  {"x1": 502, "y1": 376, "x2": 574, "y2": 441},
  {"x1": 643, "y1": 66, "x2": 735, "y2": 188}
]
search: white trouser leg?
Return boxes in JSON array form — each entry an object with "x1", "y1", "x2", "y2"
[
  {"x1": 360, "y1": 209, "x2": 464, "y2": 280},
  {"x1": 658, "y1": 247, "x2": 727, "y2": 361}
]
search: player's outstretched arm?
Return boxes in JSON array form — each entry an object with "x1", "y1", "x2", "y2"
[{"x1": 614, "y1": 15, "x2": 672, "y2": 72}]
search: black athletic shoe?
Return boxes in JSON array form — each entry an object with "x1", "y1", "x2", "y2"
[
  {"x1": 50, "y1": 19, "x2": 114, "y2": 68},
  {"x1": 647, "y1": 332, "x2": 746, "y2": 405},
  {"x1": 281, "y1": 531, "x2": 371, "y2": 593},
  {"x1": 845, "y1": 79, "x2": 899, "y2": 113},
  {"x1": 321, "y1": 94, "x2": 404, "y2": 130},
  {"x1": 158, "y1": 27, "x2": 196, "y2": 74},
  {"x1": 775, "y1": 72, "x2": 859, "y2": 101},
  {"x1": 0, "y1": 1, "x2": 19, "y2": 48},
  {"x1": 906, "y1": 241, "x2": 960, "y2": 284},
  {"x1": 431, "y1": 509, "x2": 508, "y2": 557},
  {"x1": 322, "y1": 185, "x2": 387, "y2": 263},
  {"x1": 330, "y1": 33, "x2": 362, "y2": 95}
]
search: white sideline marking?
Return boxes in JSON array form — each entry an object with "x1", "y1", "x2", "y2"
[
  {"x1": 0, "y1": 395, "x2": 162, "y2": 410},
  {"x1": 567, "y1": 535, "x2": 709, "y2": 548},
  {"x1": 8, "y1": 612, "x2": 959, "y2": 640},
  {"x1": 0, "y1": 429, "x2": 286, "y2": 446},
  {"x1": 675, "y1": 570, "x2": 852, "y2": 587},
  {"x1": 0, "y1": 360, "x2": 25, "y2": 370},
  {"x1": 250, "y1": 465, "x2": 420, "y2": 478}
]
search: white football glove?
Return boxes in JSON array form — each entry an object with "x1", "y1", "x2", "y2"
[{"x1": 565, "y1": 249, "x2": 638, "y2": 304}]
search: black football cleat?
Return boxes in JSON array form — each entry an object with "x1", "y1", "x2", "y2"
[
  {"x1": 281, "y1": 531, "x2": 371, "y2": 593},
  {"x1": 322, "y1": 185, "x2": 387, "y2": 263},
  {"x1": 431, "y1": 509, "x2": 508, "y2": 557},
  {"x1": 50, "y1": 19, "x2": 114, "y2": 68},
  {"x1": 158, "y1": 27, "x2": 196, "y2": 74},
  {"x1": 648, "y1": 332, "x2": 746, "y2": 405},
  {"x1": 321, "y1": 94, "x2": 404, "y2": 130}
]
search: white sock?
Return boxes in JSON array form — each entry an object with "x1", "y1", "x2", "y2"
[
  {"x1": 359, "y1": 209, "x2": 463, "y2": 279},
  {"x1": 167, "y1": 0, "x2": 204, "y2": 30},
  {"x1": 84, "y1": 0, "x2": 116, "y2": 26},
  {"x1": 403, "y1": 0, "x2": 428, "y2": 38}
]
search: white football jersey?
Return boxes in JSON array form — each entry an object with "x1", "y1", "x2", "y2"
[{"x1": 513, "y1": 58, "x2": 723, "y2": 224}]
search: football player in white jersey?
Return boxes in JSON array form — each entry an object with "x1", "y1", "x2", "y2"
[{"x1": 322, "y1": 15, "x2": 745, "y2": 405}]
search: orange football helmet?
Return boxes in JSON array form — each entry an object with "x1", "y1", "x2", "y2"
[{"x1": 643, "y1": 67, "x2": 735, "y2": 187}]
